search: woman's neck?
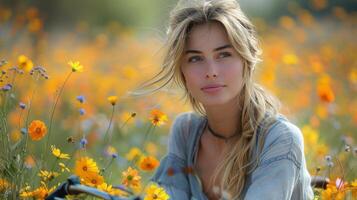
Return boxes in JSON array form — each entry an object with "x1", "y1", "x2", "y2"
[{"x1": 204, "y1": 98, "x2": 242, "y2": 141}]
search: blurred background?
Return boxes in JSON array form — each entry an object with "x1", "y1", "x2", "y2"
[{"x1": 0, "y1": 0, "x2": 357, "y2": 197}]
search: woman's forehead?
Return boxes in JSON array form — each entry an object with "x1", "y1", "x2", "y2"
[{"x1": 185, "y1": 22, "x2": 230, "y2": 51}]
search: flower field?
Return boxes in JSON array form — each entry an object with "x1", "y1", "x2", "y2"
[{"x1": 0, "y1": 1, "x2": 356, "y2": 199}]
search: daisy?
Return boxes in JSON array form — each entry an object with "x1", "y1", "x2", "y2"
[
  {"x1": 149, "y1": 109, "x2": 168, "y2": 126},
  {"x1": 74, "y1": 157, "x2": 99, "y2": 178},
  {"x1": 51, "y1": 145, "x2": 70, "y2": 159}
]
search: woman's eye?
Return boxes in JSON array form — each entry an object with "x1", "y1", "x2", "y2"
[
  {"x1": 188, "y1": 56, "x2": 202, "y2": 63},
  {"x1": 218, "y1": 52, "x2": 231, "y2": 58}
]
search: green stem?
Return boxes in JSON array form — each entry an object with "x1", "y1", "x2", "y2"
[
  {"x1": 101, "y1": 157, "x2": 115, "y2": 176},
  {"x1": 128, "y1": 123, "x2": 154, "y2": 167},
  {"x1": 43, "y1": 71, "x2": 72, "y2": 165},
  {"x1": 103, "y1": 105, "x2": 115, "y2": 146},
  {"x1": 141, "y1": 124, "x2": 155, "y2": 154},
  {"x1": 23, "y1": 73, "x2": 40, "y2": 158},
  {"x1": 119, "y1": 115, "x2": 134, "y2": 129}
]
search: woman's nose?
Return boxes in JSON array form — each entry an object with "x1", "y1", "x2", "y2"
[{"x1": 205, "y1": 60, "x2": 218, "y2": 79}]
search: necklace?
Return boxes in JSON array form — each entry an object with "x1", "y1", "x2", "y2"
[{"x1": 207, "y1": 123, "x2": 239, "y2": 143}]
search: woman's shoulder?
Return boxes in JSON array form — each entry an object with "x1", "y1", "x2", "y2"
[
  {"x1": 171, "y1": 111, "x2": 204, "y2": 137},
  {"x1": 173, "y1": 111, "x2": 203, "y2": 125},
  {"x1": 258, "y1": 113, "x2": 305, "y2": 167},
  {"x1": 263, "y1": 114, "x2": 304, "y2": 149}
]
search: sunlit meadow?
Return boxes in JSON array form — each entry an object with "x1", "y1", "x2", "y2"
[{"x1": 0, "y1": 1, "x2": 356, "y2": 200}]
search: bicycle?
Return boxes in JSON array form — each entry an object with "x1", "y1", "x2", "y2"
[{"x1": 46, "y1": 175, "x2": 329, "y2": 200}]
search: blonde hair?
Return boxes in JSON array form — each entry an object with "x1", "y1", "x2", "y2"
[{"x1": 132, "y1": 0, "x2": 281, "y2": 198}]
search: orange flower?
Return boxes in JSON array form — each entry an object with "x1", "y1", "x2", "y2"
[
  {"x1": 139, "y1": 156, "x2": 159, "y2": 171},
  {"x1": 317, "y1": 84, "x2": 335, "y2": 103},
  {"x1": 149, "y1": 109, "x2": 168, "y2": 126},
  {"x1": 28, "y1": 120, "x2": 47, "y2": 141},
  {"x1": 0, "y1": 179, "x2": 10, "y2": 192},
  {"x1": 122, "y1": 167, "x2": 141, "y2": 189},
  {"x1": 24, "y1": 155, "x2": 35, "y2": 168},
  {"x1": 317, "y1": 75, "x2": 335, "y2": 103}
]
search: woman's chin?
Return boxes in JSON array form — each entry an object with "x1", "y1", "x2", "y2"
[{"x1": 199, "y1": 97, "x2": 231, "y2": 107}]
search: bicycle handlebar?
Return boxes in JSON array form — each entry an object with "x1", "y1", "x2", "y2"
[
  {"x1": 310, "y1": 176, "x2": 330, "y2": 189},
  {"x1": 45, "y1": 175, "x2": 141, "y2": 200}
]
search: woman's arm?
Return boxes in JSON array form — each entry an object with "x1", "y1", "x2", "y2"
[{"x1": 243, "y1": 119, "x2": 314, "y2": 200}]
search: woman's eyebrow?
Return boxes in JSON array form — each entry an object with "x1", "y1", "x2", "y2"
[{"x1": 185, "y1": 44, "x2": 232, "y2": 54}]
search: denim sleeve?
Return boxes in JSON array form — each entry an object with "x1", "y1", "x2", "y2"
[
  {"x1": 150, "y1": 113, "x2": 191, "y2": 199},
  {"x1": 243, "y1": 119, "x2": 305, "y2": 199}
]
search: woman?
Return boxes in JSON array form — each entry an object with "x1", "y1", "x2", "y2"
[{"x1": 134, "y1": 0, "x2": 314, "y2": 199}]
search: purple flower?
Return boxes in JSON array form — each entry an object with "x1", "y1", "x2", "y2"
[
  {"x1": 19, "y1": 102, "x2": 26, "y2": 109},
  {"x1": 2, "y1": 84, "x2": 12, "y2": 91},
  {"x1": 76, "y1": 95, "x2": 85, "y2": 103},
  {"x1": 112, "y1": 153, "x2": 118, "y2": 159},
  {"x1": 325, "y1": 155, "x2": 332, "y2": 162},
  {"x1": 79, "y1": 108, "x2": 85, "y2": 115},
  {"x1": 80, "y1": 138, "x2": 88, "y2": 148}
]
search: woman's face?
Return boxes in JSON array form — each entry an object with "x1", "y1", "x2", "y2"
[{"x1": 181, "y1": 22, "x2": 244, "y2": 107}]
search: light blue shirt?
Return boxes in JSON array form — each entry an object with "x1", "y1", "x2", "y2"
[{"x1": 150, "y1": 112, "x2": 314, "y2": 199}]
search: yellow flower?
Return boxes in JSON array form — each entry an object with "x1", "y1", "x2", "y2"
[
  {"x1": 31, "y1": 185, "x2": 55, "y2": 200},
  {"x1": 349, "y1": 68, "x2": 357, "y2": 84},
  {"x1": 351, "y1": 179, "x2": 357, "y2": 197},
  {"x1": 20, "y1": 187, "x2": 35, "y2": 198},
  {"x1": 68, "y1": 60, "x2": 83, "y2": 72},
  {"x1": 10, "y1": 130, "x2": 22, "y2": 142},
  {"x1": 59, "y1": 162, "x2": 70, "y2": 172},
  {"x1": 125, "y1": 147, "x2": 142, "y2": 161},
  {"x1": 18, "y1": 55, "x2": 34, "y2": 71},
  {"x1": 144, "y1": 183, "x2": 169, "y2": 200},
  {"x1": 51, "y1": 145, "x2": 70, "y2": 159},
  {"x1": 122, "y1": 167, "x2": 141, "y2": 189},
  {"x1": 149, "y1": 109, "x2": 168, "y2": 126},
  {"x1": 38, "y1": 170, "x2": 59, "y2": 182},
  {"x1": 28, "y1": 120, "x2": 47, "y2": 141},
  {"x1": 97, "y1": 183, "x2": 127, "y2": 197},
  {"x1": 282, "y1": 53, "x2": 298, "y2": 65},
  {"x1": 105, "y1": 145, "x2": 117, "y2": 156},
  {"x1": 74, "y1": 157, "x2": 99, "y2": 178},
  {"x1": 320, "y1": 181, "x2": 347, "y2": 200},
  {"x1": 107, "y1": 96, "x2": 118, "y2": 106},
  {"x1": 81, "y1": 173, "x2": 104, "y2": 187},
  {"x1": 139, "y1": 156, "x2": 159, "y2": 171},
  {"x1": 351, "y1": 179, "x2": 357, "y2": 187}
]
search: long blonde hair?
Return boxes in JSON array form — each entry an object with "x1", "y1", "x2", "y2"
[{"x1": 132, "y1": 0, "x2": 281, "y2": 198}]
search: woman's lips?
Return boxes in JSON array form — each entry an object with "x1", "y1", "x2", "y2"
[{"x1": 201, "y1": 84, "x2": 226, "y2": 93}]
